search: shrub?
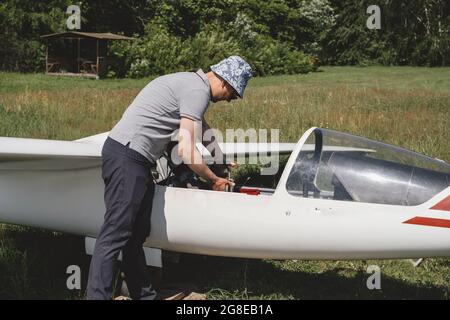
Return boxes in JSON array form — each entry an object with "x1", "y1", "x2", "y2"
[{"x1": 110, "y1": 19, "x2": 317, "y2": 78}]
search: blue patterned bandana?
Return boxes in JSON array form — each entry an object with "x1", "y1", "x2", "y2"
[{"x1": 210, "y1": 56, "x2": 253, "y2": 98}]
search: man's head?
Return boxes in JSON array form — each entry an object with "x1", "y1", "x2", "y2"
[{"x1": 207, "y1": 56, "x2": 252, "y2": 103}]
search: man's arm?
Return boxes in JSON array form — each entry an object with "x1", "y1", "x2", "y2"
[{"x1": 178, "y1": 117, "x2": 232, "y2": 191}]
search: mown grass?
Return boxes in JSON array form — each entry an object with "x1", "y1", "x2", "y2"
[{"x1": 0, "y1": 66, "x2": 449, "y2": 299}]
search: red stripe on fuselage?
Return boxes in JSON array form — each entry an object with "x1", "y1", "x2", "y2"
[
  {"x1": 403, "y1": 216, "x2": 450, "y2": 229},
  {"x1": 430, "y1": 195, "x2": 450, "y2": 212},
  {"x1": 239, "y1": 188, "x2": 260, "y2": 196}
]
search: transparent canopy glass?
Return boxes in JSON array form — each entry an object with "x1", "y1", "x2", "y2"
[{"x1": 286, "y1": 128, "x2": 450, "y2": 206}]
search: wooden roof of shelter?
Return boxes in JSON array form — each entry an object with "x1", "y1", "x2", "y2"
[{"x1": 40, "y1": 32, "x2": 134, "y2": 40}]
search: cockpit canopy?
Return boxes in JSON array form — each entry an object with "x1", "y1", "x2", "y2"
[{"x1": 286, "y1": 128, "x2": 450, "y2": 206}]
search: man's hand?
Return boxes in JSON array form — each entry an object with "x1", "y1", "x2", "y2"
[{"x1": 212, "y1": 177, "x2": 234, "y2": 192}]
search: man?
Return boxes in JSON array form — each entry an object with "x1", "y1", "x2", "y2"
[{"x1": 87, "y1": 56, "x2": 253, "y2": 300}]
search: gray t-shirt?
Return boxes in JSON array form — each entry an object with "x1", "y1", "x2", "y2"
[{"x1": 109, "y1": 69, "x2": 211, "y2": 162}]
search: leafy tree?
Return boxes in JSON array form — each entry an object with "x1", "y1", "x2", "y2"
[
  {"x1": 0, "y1": 0, "x2": 72, "y2": 72},
  {"x1": 323, "y1": 0, "x2": 449, "y2": 66},
  {"x1": 1, "y1": 0, "x2": 448, "y2": 73}
]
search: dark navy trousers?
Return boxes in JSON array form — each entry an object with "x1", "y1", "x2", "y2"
[{"x1": 87, "y1": 137, "x2": 157, "y2": 300}]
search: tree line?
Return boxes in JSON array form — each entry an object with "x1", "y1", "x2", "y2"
[{"x1": 0, "y1": 0, "x2": 448, "y2": 76}]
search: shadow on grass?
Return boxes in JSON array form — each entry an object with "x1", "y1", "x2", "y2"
[
  {"x1": 0, "y1": 226, "x2": 90, "y2": 299},
  {"x1": 0, "y1": 226, "x2": 447, "y2": 300},
  {"x1": 162, "y1": 254, "x2": 449, "y2": 300}
]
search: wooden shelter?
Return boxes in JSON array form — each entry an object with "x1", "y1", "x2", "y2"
[{"x1": 40, "y1": 32, "x2": 133, "y2": 79}]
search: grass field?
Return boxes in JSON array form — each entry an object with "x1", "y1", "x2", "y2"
[{"x1": 0, "y1": 66, "x2": 449, "y2": 299}]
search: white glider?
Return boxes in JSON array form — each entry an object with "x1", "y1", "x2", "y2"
[{"x1": 0, "y1": 127, "x2": 449, "y2": 266}]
